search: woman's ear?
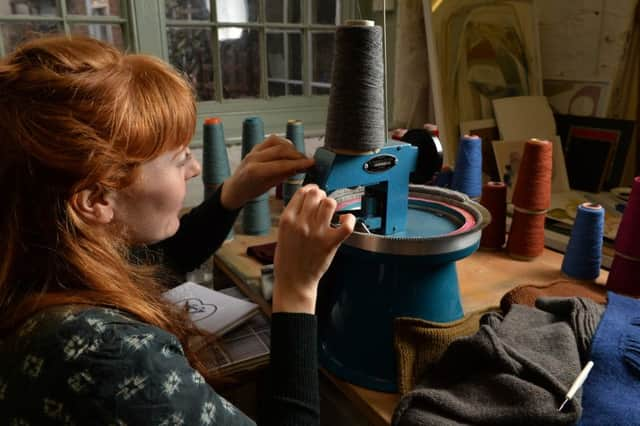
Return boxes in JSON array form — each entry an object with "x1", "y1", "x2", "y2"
[{"x1": 71, "y1": 185, "x2": 116, "y2": 224}]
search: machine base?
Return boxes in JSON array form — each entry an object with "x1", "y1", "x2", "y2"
[{"x1": 317, "y1": 244, "x2": 476, "y2": 393}]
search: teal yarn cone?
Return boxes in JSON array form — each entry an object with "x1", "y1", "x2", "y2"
[
  {"x1": 242, "y1": 199, "x2": 272, "y2": 236},
  {"x1": 284, "y1": 119, "x2": 306, "y2": 205},
  {"x1": 202, "y1": 117, "x2": 234, "y2": 240},
  {"x1": 241, "y1": 116, "x2": 270, "y2": 235},
  {"x1": 242, "y1": 116, "x2": 265, "y2": 158},
  {"x1": 202, "y1": 117, "x2": 231, "y2": 200},
  {"x1": 561, "y1": 202, "x2": 605, "y2": 280}
]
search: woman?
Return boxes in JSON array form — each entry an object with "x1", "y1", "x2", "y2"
[{"x1": 0, "y1": 36, "x2": 355, "y2": 425}]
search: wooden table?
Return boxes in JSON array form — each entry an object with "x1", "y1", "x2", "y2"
[{"x1": 214, "y1": 227, "x2": 609, "y2": 426}]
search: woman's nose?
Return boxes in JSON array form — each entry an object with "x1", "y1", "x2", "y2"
[{"x1": 186, "y1": 157, "x2": 201, "y2": 180}]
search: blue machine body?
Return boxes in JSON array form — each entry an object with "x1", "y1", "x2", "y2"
[
  {"x1": 306, "y1": 139, "x2": 488, "y2": 393},
  {"x1": 305, "y1": 142, "x2": 417, "y2": 235}
]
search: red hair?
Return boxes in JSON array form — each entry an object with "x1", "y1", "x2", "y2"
[{"x1": 0, "y1": 36, "x2": 214, "y2": 376}]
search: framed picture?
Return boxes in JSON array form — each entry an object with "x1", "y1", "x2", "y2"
[{"x1": 554, "y1": 114, "x2": 635, "y2": 192}]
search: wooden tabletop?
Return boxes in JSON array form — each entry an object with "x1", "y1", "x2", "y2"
[{"x1": 214, "y1": 220, "x2": 609, "y2": 426}]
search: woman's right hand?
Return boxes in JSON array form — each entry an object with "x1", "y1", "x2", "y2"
[{"x1": 272, "y1": 184, "x2": 355, "y2": 314}]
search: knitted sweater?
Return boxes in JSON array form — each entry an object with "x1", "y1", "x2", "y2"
[
  {"x1": 579, "y1": 292, "x2": 640, "y2": 425},
  {"x1": 392, "y1": 297, "x2": 604, "y2": 426}
]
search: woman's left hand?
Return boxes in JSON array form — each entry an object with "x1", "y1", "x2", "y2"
[{"x1": 220, "y1": 135, "x2": 314, "y2": 210}]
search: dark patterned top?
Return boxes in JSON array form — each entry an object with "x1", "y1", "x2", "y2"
[
  {"x1": 0, "y1": 306, "x2": 256, "y2": 425},
  {"x1": 0, "y1": 187, "x2": 320, "y2": 425}
]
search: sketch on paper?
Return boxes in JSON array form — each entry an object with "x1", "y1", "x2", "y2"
[
  {"x1": 181, "y1": 298, "x2": 219, "y2": 322},
  {"x1": 543, "y1": 79, "x2": 610, "y2": 118},
  {"x1": 163, "y1": 281, "x2": 259, "y2": 335}
]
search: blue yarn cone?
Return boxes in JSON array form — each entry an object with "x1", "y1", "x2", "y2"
[
  {"x1": 451, "y1": 135, "x2": 482, "y2": 198},
  {"x1": 561, "y1": 202, "x2": 605, "y2": 280}
]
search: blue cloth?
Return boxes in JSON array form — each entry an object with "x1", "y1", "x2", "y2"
[{"x1": 579, "y1": 292, "x2": 640, "y2": 425}]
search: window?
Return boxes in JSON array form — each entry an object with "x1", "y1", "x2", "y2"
[
  {"x1": 0, "y1": 0, "x2": 130, "y2": 55},
  {"x1": 1, "y1": 0, "x2": 358, "y2": 142},
  {"x1": 162, "y1": 0, "x2": 350, "y2": 141},
  {"x1": 164, "y1": 0, "x2": 340, "y2": 101}
]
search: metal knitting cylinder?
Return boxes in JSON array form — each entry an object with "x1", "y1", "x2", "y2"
[{"x1": 317, "y1": 185, "x2": 490, "y2": 392}]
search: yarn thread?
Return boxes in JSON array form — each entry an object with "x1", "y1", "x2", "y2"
[
  {"x1": 607, "y1": 175, "x2": 640, "y2": 296},
  {"x1": 283, "y1": 119, "x2": 306, "y2": 205},
  {"x1": 241, "y1": 116, "x2": 270, "y2": 235},
  {"x1": 202, "y1": 117, "x2": 231, "y2": 200},
  {"x1": 506, "y1": 139, "x2": 552, "y2": 260},
  {"x1": 479, "y1": 181, "x2": 506, "y2": 250},
  {"x1": 561, "y1": 203, "x2": 604, "y2": 280},
  {"x1": 324, "y1": 21, "x2": 385, "y2": 152},
  {"x1": 451, "y1": 135, "x2": 482, "y2": 199}
]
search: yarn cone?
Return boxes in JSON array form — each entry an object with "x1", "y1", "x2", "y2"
[
  {"x1": 607, "y1": 176, "x2": 640, "y2": 296},
  {"x1": 506, "y1": 139, "x2": 552, "y2": 260}
]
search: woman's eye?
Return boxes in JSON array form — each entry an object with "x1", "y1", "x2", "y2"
[{"x1": 179, "y1": 150, "x2": 192, "y2": 165}]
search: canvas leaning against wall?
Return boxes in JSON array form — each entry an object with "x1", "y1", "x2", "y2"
[{"x1": 424, "y1": 0, "x2": 543, "y2": 161}]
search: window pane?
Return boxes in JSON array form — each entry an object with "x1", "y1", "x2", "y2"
[
  {"x1": 68, "y1": 0, "x2": 121, "y2": 16},
  {"x1": 267, "y1": 30, "x2": 301, "y2": 98},
  {"x1": 220, "y1": 28, "x2": 259, "y2": 99},
  {"x1": 269, "y1": 81, "x2": 285, "y2": 97},
  {"x1": 168, "y1": 27, "x2": 215, "y2": 101},
  {"x1": 70, "y1": 24, "x2": 124, "y2": 50},
  {"x1": 288, "y1": 83, "x2": 302, "y2": 95},
  {"x1": 311, "y1": 0, "x2": 339, "y2": 24},
  {"x1": 165, "y1": 0, "x2": 210, "y2": 20},
  {"x1": 311, "y1": 31, "x2": 333, "y2": 94},
  {"x1": 1, "y1": 0, "x2": 57, "y2": 16},
  {"x1": 265, "y1": 0, "x2": 301, "y2": 23},
  {"x1": 265, "y1": 0, "x2": 283, "y2": 22},
  {"x1": 1, "y1": 22, "x2": 62, "y2": 53},
  {"x1": 312, "y1": 85, "x2": 330, "y2": 95},
  {"x1": 216, "y1": 0, "x2": 257, "y2": 23},
  {"x1": 267, "y1": 33, "x2": 284, "y2": 79},
  {"x1": 288, "y1": 32, "x2": 301, "y2": 80}
]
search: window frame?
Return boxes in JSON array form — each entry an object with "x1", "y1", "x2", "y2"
[
  {"x1": 133, "y1": 0, "x2": 358, "y2": 146},
  {"x1": 0, "y1": 0, "x2": 134, "y2": 56}
]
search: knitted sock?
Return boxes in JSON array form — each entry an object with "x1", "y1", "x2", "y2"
[
  {"x1": 393, "y1": 307, "x2": 497, "y2": 394},
  {"x1": 501, "y1": 279, "x2": 607, "y2": 313}
]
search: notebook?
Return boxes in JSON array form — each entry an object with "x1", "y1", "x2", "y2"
[
  {"x1": 163, "y1": 281, "x2": 259, "y2": 336},
  {"x1": 193, "y1": 287, "x2": 271, "y2": 376}
]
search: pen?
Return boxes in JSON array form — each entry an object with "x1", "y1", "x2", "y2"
[{"x1": 559, "y1": 361, "x2": 595, "y2": 411}]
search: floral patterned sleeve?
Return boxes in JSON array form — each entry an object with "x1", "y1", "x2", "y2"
[{"x1": 0, "y1": 307, "x2": 255, "y2": 426}]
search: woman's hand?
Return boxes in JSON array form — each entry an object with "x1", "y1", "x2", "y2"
[
  {"x1": 272, "y1": 184, "x2": 356, "y2": 314},
  {"x1": 220, "y1": 135, "x2": 314, "y2": 210}
]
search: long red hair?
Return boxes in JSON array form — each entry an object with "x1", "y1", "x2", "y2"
[{"x1": 0, "y1": 36, "x2": 212, "y2": 375}]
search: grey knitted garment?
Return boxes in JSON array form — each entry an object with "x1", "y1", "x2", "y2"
[{"x1": 392, "y1": 297, "x2": 604, "y2": 426}]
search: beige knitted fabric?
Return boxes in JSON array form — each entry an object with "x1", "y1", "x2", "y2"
[{"x1": 394, "y1": 307, "x2": 497, "y2": 394}]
